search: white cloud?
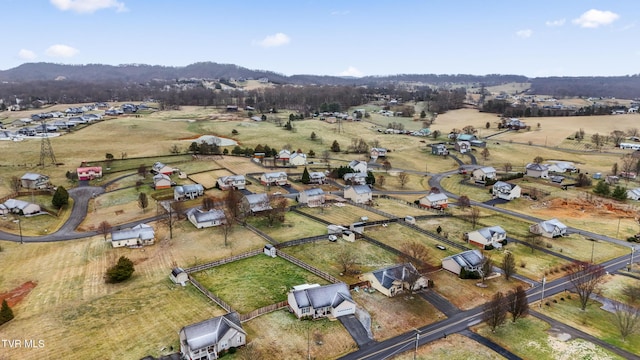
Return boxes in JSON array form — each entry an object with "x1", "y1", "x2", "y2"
[
  {"x1": 258, "y1": 33, "x2": 291, "y2": 48},
  {"x1": 572, "y1": 9, "x2": 619, "y2": 28},
  {"x1": 516, "y1": 29, "x2": 533, "y2": 38},
  {"x1": 50, "y1": 0, "x2": 127, "y2": 13},
  {"x1": 545, "y1": 19, "x2": 566, "y2": 27},
  {"x1": 338, "y1": 66, "x2": 363, "y2": 77},
  {"x1": 45, "y1": 44, "x2": 79, "y2": 58},
  {"x1": 18, "y1": 49, "x2": 37, "y2": 61}
]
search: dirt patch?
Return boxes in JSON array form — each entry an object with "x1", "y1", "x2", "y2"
[
  {"x1": 530, "y1": 196, "x2": 639, "y2": 220},
  {"x1": 0, "y1": 281, "x2": 37, "y2": 307}
]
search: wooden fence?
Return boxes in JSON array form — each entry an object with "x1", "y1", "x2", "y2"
[
  {"x1": 239, "y1": 300, "x2": 288, "y2": 323},
  {"x1": 243, "y1": 223, "x2": 279, "y2": 245},
  {"x1": 188, "y1": 275, "x2": 234, "y2": 313},
  {"x1": 184, "y1": 249, "x2": 262, "y2": 273},
  {"x1": 276, "y1": 250, "x2": 340, "y2": 284}
]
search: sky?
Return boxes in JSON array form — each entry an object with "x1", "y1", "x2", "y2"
[{"x1": 2, "y1": 0, "x2": 639, "y2": 77}]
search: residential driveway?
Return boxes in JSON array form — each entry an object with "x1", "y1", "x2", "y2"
[
  {"x1": 483, "y1": 198, "x2": 509, "y2": 206},
  {"x1": 339, "y1": 313, "x2": 375, "y2": 348},
  {"x1": 459, "y1": 329, "x2": 523, "y2": 360},
  {"x1": 418, "y1": 289, "x2": 460, "y2": 317}
]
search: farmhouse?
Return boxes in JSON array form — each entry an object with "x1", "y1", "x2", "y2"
[
  {"x1": 170, "y1": 267, "x2": 189, "y2": 286},
  {"x1": 455, "y1": 140, "x2": 471, "y2": 154},
  {"x1": 240, "y1": 193, "x2": 272, "y2": 214},
  {"x1": 289, "y1": 152, "x2": 307, "y2": 166},
  {"x1": 343, "y1": 185, "x2": 372, "y2": 204},
  {"x1": 77, "y1": 166, "x2": 102, "y2": 181},
  {"x1": 627, "y1": 188, "x2": 640, "y2": 201},
  {"x1": 179, "y1": 312, "x2": 246, "y2": 360},
  {"x1": 343, "y1": 172, "x2": 367, "y2": 185},
  {"x1": 186, "y1": 208, "x2": 226, "y2": 229},
  {"x1": 472, "y1": 167, "x2": 497, "y2": 183},
  {"x1": 260, "y1": 172, "x2": 288, "y2": 186},
  {"x1": 529, "y1": 218, "x2": 568, "y2": 238},
  {"x1": 466, "y1": 226, "x2": 506, "y2": 249},
  {"x1": 348, "y1": 160, "x2": 368, "y2": 173},
  {"x1": 418, "y1": 192, "x2": 448, "y2": 209},
  {"x1": 309, "y1": 171, "x2": 326, "y2": 184},
  {"x1": 1, "y1": 199, "x2": 41, "y2": 215},
  {"x1": 492, "y1": 181, "x2": 521, "y2": 200},
  {"x1": 525, "y1": 163, "x2": 549, "y2": 178},
  {"x1": 216, "y1": 175, "x2": 246, "y2": 190},
  {"x1": 20, "y1": 172, "x2": 50, "y2": 189},
  {"x1": 151, "y1": 162, "x2": 175, "y2": 175},
  {"x1": 441, "y1": 249, "x2": 484, "y2": 277},
  {"x1": 297, "y1": 188, "x2": 325, "y2": 207},
  {"x1": 153, "y1": 174, "x2": 174, "y2": 190},
  {"x1": 174, "y1": 184, "x2": 205, "y2": 201},
  {"x1": 370, "y1": 147, "x2": 387, "y2": 159},
  {"x1": 287, "y1": 283, "x2": 356, "y2": 319},
  {"x1": 430, "y1": 143, "x2": 449, "y2": 156},
  {"x1": 110, "y1": 223, "x2": 155, "y2": 248},
  {"x1": 361, "y1": 263, "x2": 427, "y2": 297}
]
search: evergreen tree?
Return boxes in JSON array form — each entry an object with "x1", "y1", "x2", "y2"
[
  {"x1": 593, "y1": 180, "x2": 610, "y2": 196},
  {"x1": 366, "y1": 171, "x2": 376, "y2": 185},
  {"x1": 301, "y1": 167, "x2": 311, "y2": 184},
  {"x1": 0, "y1": 299, "x2": 14, "y2": 325},
  {"x1": 331, "y1": 140, "x2": 341, "y2": 153},
  {"x1": 612, "y1": 186, "x2": 628, "y2": 201},
  {"x1": 52, "y1": 186, "x2": 69, "y2": 208},
  {"x1": 105, "y1": 256, "x2": 135, "y2": 283}
]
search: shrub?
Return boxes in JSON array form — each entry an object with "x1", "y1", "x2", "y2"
[
  {"x1": 560, "y1": 297, "x2": 565, "y2": 301},
  {"x1": 105, "y1": 256, "x2": 135, "y2": 283},
  {"x1": 0, "y1": 299, "x2": 14, "y2": 325},
  {"x1": 520, "y1": 261, "x2": 526, "y2": 268},
  {"x1": 546, "y1": 242, "x2": 552, "y2": 249}
]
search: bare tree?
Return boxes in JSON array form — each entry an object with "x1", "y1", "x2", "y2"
[
  {"x1": 377, "y1": 175, "x2": 386, "y2": 186},
  {"x1": 503, "y1": 162, "x2": 513, "y2": 173},
  {"x1": 98, "y1": 220, "x2": 112, "y2": 241},
  {"x1": 262, "y1": 195, "x2": 288, "y2": 227},
  {"x1": 506, "y1": 286, "x2": 529, "y2": 323},
  {"x1": 137, "y1": 164, "x2": 148, "y2": 178},
  {"x1": 613, "y1": 303, "x2": 640, "y2": 341},
  {"x1": 10, "y1": 176, "x2": 21, "y2": 192},
  {"x1": 321, "y1": 150, "x2": 330, "y2": 167},
  {"x1": 467, "y1": 207, "x2": 481, "y2": 228},
  {"x1": 462, "y1": 125, "x2": 476, "y2": 134},
  {"x1": 610, "y1": 130, "x2": 626, "y2": 147},
  {"x1": 225, "y1": 189, "x2": 244, "y2": 219},
  {"x1": 382, "y1": 160, "x2": 392, "y2": 172},
  {"x1": 237, "y1": 342, "x2": 262, "y2": 360},
  {"x1": 220, "y1": 208, "x2": 236, "y2": 247},
  {"x1": 480, "y1": 148, "x2": 490, "y2": 161},
  {"x1": 620, "y1": 154, "x2": 636, "y2": 181},
  {"x1": 524, "y1": 233, "x2": 541, "y2": 253},
  {"x1": 398, "y1": 241, "x2": 430, "y2": 268},
  {"x1": 457, "y1": 195, "x2": 471, "y2": 209},
  {"x1": 397, "y1": 172, "x2": 409, "y2": 188},
  {"x1": 568, "y1": 261, "x2": 606, "y2": 311},
  {"x1": 501, "y1": 251, "x2": 516, "y2": 280},
  {"x1": 484, "y1": 291, "x2": 507, "y2": 332},
  {"x1": 591, "y1": 133, "x2": 608, "y2": 152},
  {"x1": 202, "y1": 196, "x2": 216, "y2": 211},
  {"x1": 622, "y1": 283, "x2": 640, "y2": 304},
  {"x1": 481, "y1": 255, "x2": 493, "y2": 283},
  {"x1": 138, "y1": 192, "x2": 149, "y2": 213},
  {"x1": 336, "y1": 248, "x2": 358, "y2": 275},
  {"x1": 627, "y1": 128, "x2": 640, "y2": 139}
]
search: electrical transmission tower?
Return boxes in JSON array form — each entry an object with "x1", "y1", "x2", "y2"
[{"x1": 39, "y1": 121, "x2": 57, "y2": 167}]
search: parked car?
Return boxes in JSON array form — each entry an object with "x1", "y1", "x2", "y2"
[
  {"x1": 436, "y1": 245, "x2": 447, "y2": 250},
  {"x1": 328, "y1": 235, "x2": 338, "y2": 242}
]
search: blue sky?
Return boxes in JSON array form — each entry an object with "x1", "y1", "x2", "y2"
[{"x1": 3, "y1": 0, "x2": 639, "y2": 77}]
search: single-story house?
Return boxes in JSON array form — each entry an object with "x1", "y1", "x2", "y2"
[
  {"x1": 456, "y1": 134, "x2": 477, "y2": 142},
  {"x1": 441, "y1": 249, "x2": 484, "y2": 276},
  {"x1": 455, "y1": 140, "x2": 471, "y2": 154},
  {"x1": 529, "y1": 218, "x2": 568, "y2": 238},
  {"x1": 545, "y1": 161, "x2": 577, "y2": 173},
  {"x1": 526, "y1": 163, "x2": 549, "y2": 178},
  {"x1": 287, "y1": 283, "x2": 356, "y2": 319},
  {"x1": 628, "y1": 188, "x2": 640, "y2": 201},
  {"x1": 217, "y1": 175, "x2": 246, "y2": 190},
  {"x1": 1, "y1": 199, "x2": 41, "y2": 215},
  {"x1": 174, "y1": 184, "x2": 205, "y2": 201},
  {"x1": 20, "y1": 172, "x2": 50, "y2": 189},
  {"x1": 77, "y1": 166, "x2": 102, "y2": 181},
  {"x1": 309, "y1": 172, "x2": 326, "y2": 184},
  {"x1": 110, "y1": 223, "x2": 155, "y2": 248},
  {"x1": 179, "y1": 312, "x2": 246, "y2": 360},
  {"x1": 370, "y1": 147, "x2": 387, "y2": 159},
  {"x1": 492, "y1": 181, "x2": 521, "y2": 200},
  {"x1": 418, "y1": 192, "x2": 448, "y2": 209},
  {"x1": 240, "y1": 193, "x2": 272, "y2": 214},
  {"x1": 343, "y1": 172, "x2": 367, "y2": 185},
  {"x1": 289, "y1": 152, "x2": 307, "y2": 166},
  {"x1": 186, "y1": 208, "x2": 226, "y2": 229},
  {"x1": 170, "y1": 267, "x2": 189, "y2": 286},
  {"x1": 348, "y1": 160, "x2": 368, "y2": 173},
  {"x1": 260, "y1": 172, "x2": 288, "y2": 186},
  {"x1": 466, "y1": 225, "x2": 507, "y2": 249},
  {"x1": 431, "y1": 143, "x2": 449, "y2": 156},
  {"x1": 343, "y1": 185, "x2": 372, "y2": 204},
  {"x1": 472, "y1": 166, "x2": 497, "y2": 183},
  {"x1": 361, "y1": 263, "x2": 427, "y2": 297},
  {"x1": 297, "y1": 188, "x2": 325, "y2": 207},
  {"x1": 151, "y1": 161, "x2": 175, "y2": 175},
  {"x1": 153, "y1": 174, "x2": 174, "y2": 189}
]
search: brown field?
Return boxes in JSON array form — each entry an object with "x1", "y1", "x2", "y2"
[{"x1": 391, "y1": 333, "x2": 505, "y2": 360}]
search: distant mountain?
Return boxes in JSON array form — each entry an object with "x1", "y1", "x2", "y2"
[{"x1": 1, "y1": 62, "x2": 640, "y2": 99}]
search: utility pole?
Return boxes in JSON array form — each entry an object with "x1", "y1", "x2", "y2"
[
  {"x1": 414, "y1": 331, "x2": 419, "y2": 360},
  {"x1": 539, "y1": 276, "x2": 546, "y2": 308}
]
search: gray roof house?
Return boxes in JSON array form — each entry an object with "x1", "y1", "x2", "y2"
[
  {"x1": 1, "y1": 199, "x2": 41, "y2": 215},
  {"x1": 492, "y1": 181, "x2": 521, "y2": 200},
  {"x1": 529, "y1": 218, "x2": 568, "y2": 238},
  {"x1": 343, "y1": 172, "x2": 367, "y2": 185},
  {"x1": 179, "y1": 312, "x2": 246, "y2": 360},
  {"x1": 526, "y1": 163, "x2": 549, "y2": 178},
  {"x1": 110, "y1": 223, "x2": 155, "y2": 248},
  {"x1": 441, "y1": 249, "x2": 484, "y2": 276},
  {"x1": 472, "y1": 167, "x2": 497, "y2": 183},
  {"x1": 343, "y1": 185, "x2": 372, "y2": 204},
  {"x1": 466, "y1": 225, "x2": 507, "y2": 249},
  {"x1": 309, "y1": 171, "x2": 326, "y2": 184},
  {"x1": 348, "y1": 160, "x2": 368, "y2": 173},
  {"x1": 240, "y1": 193, "x2": 272, "y2": 214},
  {"x1": 297, "y1": 188, "x2": 325, "y2": 207},
  {"x1": 628, "y1": 188, "x2": 640, "y2": 201},
  {"x1": 174, "y1": 184, "x2": 205, "y2": 201},
  {"x1": 361, "y1": 263, "x2": 427, "y2": 297},
  {"x1": 287, "y1": 283, "x2": 356, "y2": 319},
  {"x1": 187, "y1": 208, "x2": 226, "y2": 229},
  {"x1": 20, "y1": 172, "x2": 50, "y2": 190}
]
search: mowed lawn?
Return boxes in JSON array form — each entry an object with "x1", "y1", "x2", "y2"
[{"x1": 191, "y1": 255, "x2": 329, "y2": 313}]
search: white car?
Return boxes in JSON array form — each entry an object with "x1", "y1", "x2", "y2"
[{"x1": 328, "y1": 235, "x2": 338, "y2": 242}]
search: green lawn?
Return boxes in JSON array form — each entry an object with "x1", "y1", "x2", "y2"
[
  {"x1": 245, "y1": 211, "x2": 328, "y2": 242},
  {"x1": 191, "y1": 255, "x2": 329, "y2": 313}
]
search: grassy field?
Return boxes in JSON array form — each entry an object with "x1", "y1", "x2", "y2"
[
  {"x1": 245, "y1": 211, "x2": 328, "y2": 242},
  {"x1": 297, "y1": 203, "x2": 389, "y2": 225},
  {"x1": 392, "y1": 333, "x2": 505, "y2": 360}
]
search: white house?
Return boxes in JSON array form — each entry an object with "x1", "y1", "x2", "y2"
[
  {"x1": 260, "y1": 172, "x2": 288, "y2": 186},
  {"x1": 217, "y1": 175, "x2": 246, "y2": 190},
  {"x1": 370, "y1": 147, "x2": 387, "y2": 159},
  {"x1": 343, "y1": 185, "x2": 372, "y2": 204},
  {"x1": 466, "y1": 225, "x2": 507, "y2": 249},
  {"x1": 2, "y1": 199, "x2": 41, "y2": 215},
  {"x1": 418, "y1": 192, "x2": 448, "y2": 209},
  {"x1": 545, "y1": 161, "x2": 577, "y2": 173},
  {"x1": 343, "y1": 172, "x2": 368, "y2": 185},
  {"x1": 174, "y1": 184, "x2": 205, "y2": 201},
  {"x1": 361, "y1": 263, "x2": 427, "y2": 297},
  {"x1": 289, "y1": 152, "x2": 307, "y2": 166},
  {"x1": 441, "y1": 249, "x2": 484, "y2": 277},
  {"x1": 455, "y1": 140, "x2": 471, "y2": 154},
  {"x1": 110, "y1": 223, "x2": 155, "y2": 248},
  {"x1": 472, "y1": 167, "x2": 497, "y2": 183},
  {"x1": 186, "y1": 208, "x2": 226, "y2": 229},
  {"x1": 287, "y1": 283, "x2": 356, "y2": 319},
  {"x1": 241, "y1": 193, "x2": 272, "y2": 214},
  {"x1": 179, "y1": 312, "x2": 246, "y2": 360},
  {"x1": 297, "y1": 188, "x2": 325, "y2": 207},
  {"x1": 348, "y1": 160, "x2": 368, "y2": 173},
  {"x1": 309, "y1": 172, "x2": 326, "y2": 184},
  {"x1": 529, "y1": 218, "x2": 568, "y2": 238},
  {"x1": 278, "y1": 149, "x2": 291, "y2": 164},
  {"x1": 492, "y1": 181, "x2": 521, "y2": 200},
  {"x1": 526, "y1": 163, "x2": 549, "y2": 178},
  {"x1": 151, "y1": 161, "x2": 175, "y2": 175},
  {"x1": 627, "y1": 188, "x2": 640, "y2": 201},
  {"x1": 20, "y1": 173, "x2": 50, "y2": 189}
]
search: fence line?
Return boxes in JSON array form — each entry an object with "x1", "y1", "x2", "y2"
[
  {"x1": 239, "y1": 300, "x2": 288, "y2": 323},
  {"x1": 184, "y1": 249, "x2": 262, "y2": 273},
  {"x1": 277, "y1": 234, "x2": 329, "y2": 248},
  {"x1": 243, "y1": 223, "x2": 279, "y2": 245},
  {"x1": 188, "y1": 275, "x2": 234, "y2": 313},
  {"x1": 348, "y1": 200, "x2": 397, "y2": 219},
  {"x1": 276, "y1": 250, "x2": 340, "y2": 284}
]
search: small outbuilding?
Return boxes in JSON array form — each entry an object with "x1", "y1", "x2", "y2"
[
  {"x1": 264, "y1": 244, "x2": 277, "y2": 258},
  {"x1": 170, "y1": 267, "x2": 189, "y2": 286}
]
